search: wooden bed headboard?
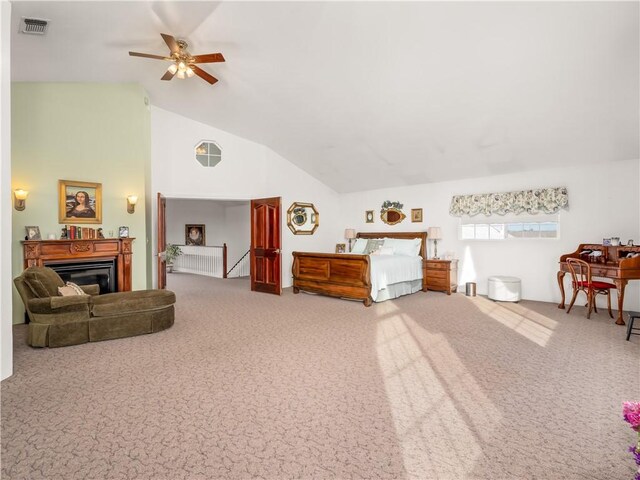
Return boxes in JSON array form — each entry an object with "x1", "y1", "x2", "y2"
[{"x1": 356, "y1": 231, "x2": 428, "y2": 259}]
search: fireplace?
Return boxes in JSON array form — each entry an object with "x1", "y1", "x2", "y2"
[
  {"x1": 46, "y1": 259, "x2": 117, "y2": 294},
  {"x1": 22, "y1": 237, "x2": 134, "y2": 292}
]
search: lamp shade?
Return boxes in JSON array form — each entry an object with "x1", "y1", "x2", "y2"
[
  {"x1": 427, "y1": 227, "x2": 442, "y2": 240},
  {"x1": 14, "y1": 189, "x2": 28, "y2": 200},
  {"x1": 344, "y1": 228, "x2": 356, "y2": 239}
]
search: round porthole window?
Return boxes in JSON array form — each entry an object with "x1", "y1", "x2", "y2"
[{"x1": 195, "y1": 141, "x2": 222, "y2": 167}]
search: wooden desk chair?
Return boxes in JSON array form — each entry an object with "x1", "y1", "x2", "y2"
[{"x1": 566, "y1": 258, "x2": 615, "y2": 319}]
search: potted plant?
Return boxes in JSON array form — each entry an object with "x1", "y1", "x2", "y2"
[{"x1": 164, "y1": 244, "x2": 182, "y2": 273}]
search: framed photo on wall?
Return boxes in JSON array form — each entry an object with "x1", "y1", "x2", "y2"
[
  {"x1": 58, "y1": 180, "x2": 102, "y2": 224},
  {"x1": 365, "y1": 210, "x2": 374, "y2": 223},
  {"x1": 185, "y1": 224, "x2": 206, "y2": 246},
  {"x1": 411, "y1": 208, "x2": 423, "y2": 223}
]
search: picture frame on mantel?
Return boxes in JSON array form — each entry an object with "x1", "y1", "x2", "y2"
[
  {"x1": 25, "y1": 226, "x2": 41, "y2": 240},
  {"x1": 58, "y1": 179, "x2": 102, "y2": 224}
]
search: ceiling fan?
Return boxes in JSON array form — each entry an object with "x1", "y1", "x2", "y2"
[{"x1": 129, "y1": 33, "x2": 225, "y2": 85}]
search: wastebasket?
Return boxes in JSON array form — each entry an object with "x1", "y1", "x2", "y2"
[{"x1": 465, "y1": 282, "x2": 476, "y2": 297}]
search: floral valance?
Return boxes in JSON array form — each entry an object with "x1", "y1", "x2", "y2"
[{"x1": 449, "y1": 187, "x2": 568, "y2": 217}]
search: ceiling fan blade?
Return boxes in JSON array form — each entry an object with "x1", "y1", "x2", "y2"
[
  {"x1": 191, "y1": 65, "x2": 218, "y2": 85},
  {"x1": 161, "y1": 69, "x2": 176, "y2": 81},
  {"x1": 129, "y1": 51, "x2": 172, "y2": 61},
  {"x1": 190, "y1": 53, "x2": 225, "y2": 64},
  {"x1": 161, "y1": 33, "x2": 180, "y2": 54}
]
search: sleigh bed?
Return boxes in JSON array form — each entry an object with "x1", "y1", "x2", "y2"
[{"x1": 291, "y1": 231, "x2": 428, "y2": 306}]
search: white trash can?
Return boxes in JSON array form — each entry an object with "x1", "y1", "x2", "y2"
[{"x1": 488, "y1": 276, "x2": 521, "y2": 302}]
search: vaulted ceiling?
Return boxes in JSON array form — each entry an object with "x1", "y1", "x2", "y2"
[{"x1": 10, "y1": 1, "x2": 639, "y2": 193}]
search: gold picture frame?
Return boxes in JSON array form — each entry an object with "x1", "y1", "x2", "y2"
[
  {"x1": 411, "y1": 208, "x2": 423, "y2": 223},
  {"x1": 58, "y1": 180, "x2": 102, "y2": 224},
  {"x1": 335, "y1": 243, "x2": 346, "y2": 254}
]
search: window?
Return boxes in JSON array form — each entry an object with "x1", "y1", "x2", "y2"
[
  {"x1": 460, "y1": 215, "x2": 559, "y2": 240},
  {"x1": 195, "y1": 141, "x2": 222, "y2": 167}
]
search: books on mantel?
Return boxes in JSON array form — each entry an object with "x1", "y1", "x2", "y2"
[{"x1": 63, "y1": 226, "x2": 99, "y2": 240}]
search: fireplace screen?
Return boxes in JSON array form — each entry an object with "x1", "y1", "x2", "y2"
[{"x1": 46, "y1": 260, "x2": 117, "y2": 294}]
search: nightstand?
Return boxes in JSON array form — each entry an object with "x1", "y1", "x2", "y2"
[{"x1": 424, "y1": 259, "x2": 458, "y2": 295}]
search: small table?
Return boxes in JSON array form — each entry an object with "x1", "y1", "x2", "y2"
[{"x1": 424, "y1": 259, "x2": 458, "y2": 295}]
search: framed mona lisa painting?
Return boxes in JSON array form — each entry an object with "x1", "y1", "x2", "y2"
[{"x1": 58, "y1": 180, "x2": 102, "y2": 224}]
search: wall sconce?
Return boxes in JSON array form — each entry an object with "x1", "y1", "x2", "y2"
[
  {"x1": 14, "y1": 189, "x2": 28, "y2": 211},
  {"x1": 126, "y1": 195, "x2": 138, "y2": 214},
  {"x1": 344, "y1": 228, "x2": 356, "y2": 252}
]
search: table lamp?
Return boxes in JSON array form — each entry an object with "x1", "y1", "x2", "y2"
[
  {"x1": 427, "y1": 227, "x2": 442, "y2": 259},
  {"x1": 345, "y1": 228, "x2": 356, "y2": 252}
]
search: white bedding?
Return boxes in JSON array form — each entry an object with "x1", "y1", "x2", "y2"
[{"x1": 369, "y1": 255, "x2": 423, "y2": 302}]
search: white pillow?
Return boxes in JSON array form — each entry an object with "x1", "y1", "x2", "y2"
[
  {"x1": 351, "y1": 238, "x2": 368, "y2": 254},
  {"x1": 365, "y1": 239, "x2": 385, "y2": 254},
  {"x1": 58, "y1": 282, "x2": 87, "y2": 296},
  {"x1": 383, "y1": 238, "x2": 422, "y2": 257},
  {"x1": 371, "y1": 246, "x2": 395, "y2": 256},
  {"x1": 66, "y1": 281, "x2": 86, "y2": 295}
]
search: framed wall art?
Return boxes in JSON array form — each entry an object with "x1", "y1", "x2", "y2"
[
  {"x1": 411, "y1": 208, "x2": 423, "y2": 223},
  {"x1": 365, "y1": 210, "x2": 374, "y2": 223},
  {"x1": 186, "y1": 224, "x2": 206, "y2": 246},
  {"x1": 58, "y1": 180, "x2": 102, "y2": 224}
]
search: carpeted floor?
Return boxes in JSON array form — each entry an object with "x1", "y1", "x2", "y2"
[{"x1": 2, "y1": 273, "x2": 639, "y2": 479}]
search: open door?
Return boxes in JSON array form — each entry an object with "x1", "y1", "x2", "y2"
[
  {"x1": 157, "y1": 192, "x2": 167, "y2": 289},
  {"x1": 250, "y1": 197, "x2": 281, "y2": 295}
]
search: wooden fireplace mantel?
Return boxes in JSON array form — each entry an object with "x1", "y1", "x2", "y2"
[{"x1": 22, "y1": 238, "x2": 135, "y2": 292}]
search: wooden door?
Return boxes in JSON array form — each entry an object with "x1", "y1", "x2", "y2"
[
  {"x1": 250, "y1": 197, "x2": 282, "y2": 295},
  {"x1": 157, "y1": 192, "x2": 167, "y2": 289}
]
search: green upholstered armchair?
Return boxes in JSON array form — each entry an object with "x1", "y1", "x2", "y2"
[{"x1": 14, "y1": 266, "x2": 175, "y2": 348}]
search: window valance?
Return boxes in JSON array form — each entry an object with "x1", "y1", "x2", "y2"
[{"x1": 449, "y1": 187, "x2": 568, "y2": 217}]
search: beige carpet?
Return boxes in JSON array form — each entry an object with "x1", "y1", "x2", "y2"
[{"x1": 2, "y1": 273, "x2": 639, "y2": 480}]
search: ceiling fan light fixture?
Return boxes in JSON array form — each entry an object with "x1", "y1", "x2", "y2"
[{"x1": 130, "y1": 33, "x2": 224, "y2": 86}]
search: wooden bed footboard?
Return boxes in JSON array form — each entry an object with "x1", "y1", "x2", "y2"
[{"x1": 292, "y1": 252, "x2": 373, "y2": 306}]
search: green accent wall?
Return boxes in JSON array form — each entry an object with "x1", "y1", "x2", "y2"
[{"x1": 11, "y1": 83, "x2": 151, "y2": 324}]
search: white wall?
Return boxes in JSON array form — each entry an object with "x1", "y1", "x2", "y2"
[
  {"x1": 151, "y1": 106, "x2": 344, "y2": 288},
  {"x1": 341, "y1": 159, "x2": 640, "y2": 310},
  {"x1": 166, "y1": 200, "x2": 225, "y2": 246},
  {"x1": 0, "y1": 2, "x2": 12, "y2": 380},
  {"x1": 165, "y1": 199, "x2": 250, "y2": 268},
  {"x1": 224, "y1": 203, "x2": 251, "y2": 266},
  {"x1": 151, "y1": 106, "x2": 639, "y2": 310}
]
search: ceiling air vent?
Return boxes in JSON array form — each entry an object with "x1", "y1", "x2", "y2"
[{"x1": 20, "y1": 17, "x2": 49, "y2": 35}]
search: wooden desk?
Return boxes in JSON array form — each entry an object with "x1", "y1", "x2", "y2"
[{"x1": 557, "y1": 244, "x2": 640, "y2": 325}]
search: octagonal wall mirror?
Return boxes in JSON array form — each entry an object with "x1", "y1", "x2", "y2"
[{"x1": 287, "y1": 202, "x2": 319, "y2": 235}]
